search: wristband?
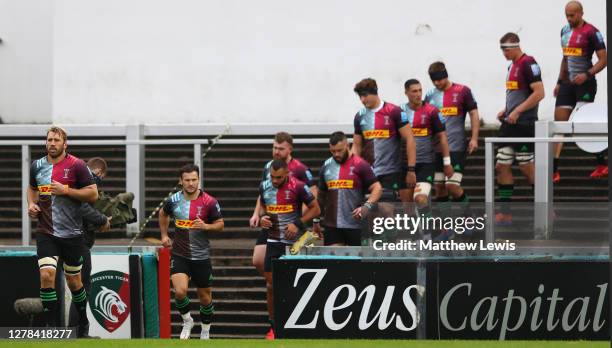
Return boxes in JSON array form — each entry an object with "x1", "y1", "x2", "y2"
[
  {"x1": 407, "y1": 166, "x2": 416, "y2": 172},
  {"x1": 363, "y1": 201, "x2": 373, "y2": 210},
  {"x1": 294, "y1": 220, "x2": 305, "y2": 230},
  {"x1": 312, "y1": 218, "x2": 320, "y2": 224},
  {"x1": 443, "y1": 156, "x2": 451, "y2": 166}
]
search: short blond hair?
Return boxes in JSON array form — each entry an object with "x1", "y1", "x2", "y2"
[{"x1": 46, "y1": 126, "x2": 68, "y2": 142}]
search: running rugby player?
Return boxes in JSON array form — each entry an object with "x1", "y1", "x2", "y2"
[
  {"x1": 159, "y1": 164, "x2": 224, "y2": 340},
  {"x1": 259, "y1": 159, "x2": 320, "y2": 339},
  {"x1": 249, "y1": 132, "x2": 316, "y2": 277}
]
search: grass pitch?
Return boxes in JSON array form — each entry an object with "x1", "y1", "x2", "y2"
[{"x1": 0, "y1": 339, "x2": 607, "y2": 347}]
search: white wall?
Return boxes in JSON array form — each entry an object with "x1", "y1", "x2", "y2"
[
  {"x1": 1, "y1": 0, "x2": 607, "y2": 125},
  {"x1": 0, "y1": 0, "x2": 53, "y2": 123}
]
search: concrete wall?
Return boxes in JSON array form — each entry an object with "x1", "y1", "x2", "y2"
[
  {"x1": 0, "y1": 0, "x2": 607, "y2": 125},
  {"x1": 0, "y1": 0, "x2": 53, "y2": 123}
]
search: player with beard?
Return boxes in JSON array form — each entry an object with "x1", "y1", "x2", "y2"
[
  {"x1": 259, "y1": 159, "x2": 320, "y2": 339},
  {"x1": 27, "y1": 126, "x2": 98, "y2": 337},
  {"x1": 315, "y1": 131, "x2": 382, "y2": 246},
  {"x1": 249, "y1": 132, "x2": 316, "y2": 277}
]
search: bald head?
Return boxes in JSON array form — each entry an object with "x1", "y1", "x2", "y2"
[
  {"x1": 565, "y1": 1, "x2": 584, "y2": 28},
  {"x1": 565, "y1": 1, "x2": 583, "y2": 12}
]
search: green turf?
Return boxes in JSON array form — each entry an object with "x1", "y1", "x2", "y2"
[{"x1": 0, "y1": 339, "x2": 607, "y2": 348}]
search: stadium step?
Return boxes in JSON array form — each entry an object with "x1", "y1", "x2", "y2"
[{"x1": 0, "y1": 130, "x2": 608, "y2": 338}]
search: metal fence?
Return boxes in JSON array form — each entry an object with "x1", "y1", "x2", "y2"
[{"x1": 0, "y1": 121, "x2": 607, "y2": 246}]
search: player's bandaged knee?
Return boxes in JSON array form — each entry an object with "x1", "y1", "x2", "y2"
[
  {"x1": 413, "y1": 182, "x2": 432, "y2": 199},
  {"x1": 445, "y1": 172, "x2": 463, "y2": 186},
  {"x1": 496, "y1": 146, "x2": 515, "y2": 165},
  {"x1": 38, "y1": 256, "x2": 58, "y2": 270},
  {"x1": 433, "y1": 172, "x2": 446, "y2": 185},
  {"x1": 516, "y1": 151, "x2": 534, "y2": 164},
  {"x1": 63, "y1": 263, "x2": 82, "y2": 276}
]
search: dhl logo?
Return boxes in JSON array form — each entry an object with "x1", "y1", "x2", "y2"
[
  {"x1": 327, "y1": 180, "x2": 354, "y2": 189},
  {"x1": 506, "y1": 81, "x2": 519, "y2": 90},
  {"x1": 563, "y1": 47, "x2": 582, "y2": 56},
  {"x1": 175, "y1": 219, "x2": 194, "y2": 228},
  {"x1": 38, "y1": 185, "x2": 52, "y2": 195},
  {"x1": 267, "y1": 204, "x2": 294, "y2": 214},
  {"x1": 440, "y1": 107, "x2": 458, "y2": 116},
  {"x1": 412, "y1": 127, "x2": 429, "y2": 137},
  {"x1": 38, "y1": 184, "x2": 69, "y2": 195},
  {"x1": 363, "y1": 129, "x2": 390, "y2": 139}
]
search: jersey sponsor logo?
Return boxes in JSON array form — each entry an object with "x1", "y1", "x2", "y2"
[
  {"x1": 38, "y1": 185, "x2": 52, "y2": 195},
  {"x1": 175, "y1": 219, "x2": 194, "y2": 228},
  {"x1": 326, "y1": 180, "x2": 355, "y2": 189},
  {"x1": 267, "y1": 204, "x2": 294, "y2": 214},
  {"x1": 411, "y1": 127, "x2": 429, "y2": 137},
  {"x1": 530, "y1": 63, "x2": 541, "y2": 76},
  {"x1": 37, "y1": 184, "x2": 69, "y2": 195},
  {"x1": 563, "y1": 47, "x2": 583, "y2": 56},
  {"x1": 440, "y1": 107, "x2": 458, "y2": 116},
  {"x1": 506, "y1": 81, "x2": 519, "y2": 90},
  {"x1": 363, "y1": 129, "x2": 390, "y2": 139},
  {"x1": 63, "y1": 168, "x2": 70, "y2": 179},
  {"x1": 596, "y1": 32, "x2": 604, "y2": 44}
]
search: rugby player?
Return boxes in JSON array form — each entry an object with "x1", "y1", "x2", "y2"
[
  {"x1": 27, "y1": 126, "x2": 98, "y2": 336},
  {"x1": 495, "y1": 33, "x2": 545, "y2": 224},
  {"x1": 249, "y1": 132, "x2": 316, "y2": 277},
  {"x1": 352, "y1": 78, "x2": 417, "y2": 203},
  {"x1": 425, "y1": 62, "x2": 479, "y2": 217},
  {"x1": 315, "y1": 131, "x2": 382, "y2": 246},
  {"x1": 400, "y1": 79, "x2": 454, "y2": 239},
  {"x1": 159, "y1": 164, "x2": 224, "y2": 340},
  {"x1": 259, "y1": 159, "x2": 320, "y2": 339},
  {"x1": 553, "y1": 0, "x2": 607, "y2": 182}
]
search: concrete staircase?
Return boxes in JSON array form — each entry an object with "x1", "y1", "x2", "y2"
[{"x1": 0, "y1": 130, "x2": 608, "y2": 338}]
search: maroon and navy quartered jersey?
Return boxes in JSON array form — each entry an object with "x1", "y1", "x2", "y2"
[
  {"x1": 318, "y1": 154, "x2": 377, "y2": 229},
  {"x1": 261, "y1": 158, "x2": 315, "y2": 187},
  {"x1": 400, "y1": 102, "x2": 445, "y2": 164},
  {"x1": 259, "y1": 176, "x2": 314, "y2": 244},
  {"x1": 504, "y1": 54, "x2": 542, "y2": 125},
  {"x1": 163, "y1": 190, "x2": 222, "y2": 260},
  {"x1": 353, "y1": 101, "x2": 408, "y2": 176},
  {"x1": 561, "y1": 22, "x2": 606, "y2": 81},
  {"x1": 425, "y1": 83, "x2": 478, "y2": 152},
  {"x1": 30, "y1": 154, "x2": 95, "y2": 238}
]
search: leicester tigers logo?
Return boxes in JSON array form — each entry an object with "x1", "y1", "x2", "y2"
[
  {"x1": 94, "y1": 286, "x2": 127, "y2": 323},
  {"x1": 89, "y1": 270, "x2": 131, "y2": 333}
]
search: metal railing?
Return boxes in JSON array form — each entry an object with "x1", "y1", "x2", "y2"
[
  {"x1": 484, "y1": 121, "x2": 608, "y2": 242},
  {"x1": 0, "y1": 121, "x2": 607, "y2": 245},
  {"x1": 0, "y1": 135, "x2": 335, "y2": 246}
]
